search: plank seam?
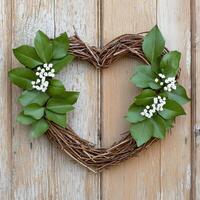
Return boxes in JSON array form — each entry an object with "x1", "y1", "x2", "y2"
[
  {"x1": 10, "y1": 0, "x2": 13, "y2": 199},
  {"x1": 98, "y1": 0, "x2": 103, "y2": 199},
  {"x1": 190, "y1": 0, "x2": 197, "y2": 199}
]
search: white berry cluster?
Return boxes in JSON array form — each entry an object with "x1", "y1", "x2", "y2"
[
  {"x1": 154, "y1": 73, "x2": 176, "y2": 92},
  {"x1": 140, "y1": 96, "x2": 166, "y2": 118},
  {"x1": 31, "y1": 63, "x2": 55, "y2": 92}
]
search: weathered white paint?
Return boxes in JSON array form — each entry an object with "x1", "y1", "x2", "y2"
[
  {"x1": 11, "y1": 0, "x2": 100, "y2": 199},
  {"x1": 157, "y1": 0, "x2": 191, "y2": 199},
  {"x1": 101, "y1": 1, "x2": 162, "y2": 200},
  {"x1": 0, "y1": 0, "x2": 11, "y2": 199},
  {"x1": 192, "y1": 0, "x2": 200, "y2": 199},
  {"x1": 52, "y1": 0, "x2": 100, "y2": 199}
]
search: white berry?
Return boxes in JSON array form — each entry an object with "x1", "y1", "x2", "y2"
[{"x1": 32, "y1": 63, "x2": 55, "y2": 92}]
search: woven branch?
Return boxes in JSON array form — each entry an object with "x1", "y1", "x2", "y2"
[
  {"x1": 47, "y1": 123, "x2": 157, "y2": 173},
  {"x1": 46, "y1": 33, "x2": 168, "y2": 173}
]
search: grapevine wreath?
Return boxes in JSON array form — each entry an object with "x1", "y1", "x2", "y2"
[{"x1": 8, "y1": 26, "x2": 190, "y2": 173}]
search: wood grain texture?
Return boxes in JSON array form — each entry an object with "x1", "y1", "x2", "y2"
[
  {"x1": 191, "y1": 0, "x2": 200, "y2": 199},
  {"x1": 0, "y1": 0, "x2": 12, "y2": 199},
  {"x1": 11, "y1": 1, "x2": 55, "y2": 199},
  {"x1": 101, "y1": 1, "x2": 161, "y2": 199},
  {"x1": 11, "y1": 0, "x2": 100, "y2": 200},
  {"x1": 157, "y1": 1, "x2": 192, "y2": 199},
  {"x1": 52, "y1": 0, "x2": 100, "y2": 199}
]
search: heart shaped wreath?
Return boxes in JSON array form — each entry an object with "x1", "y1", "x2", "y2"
[{"x1": 8, "y1": 26, "x2": 190, "y2": 172}]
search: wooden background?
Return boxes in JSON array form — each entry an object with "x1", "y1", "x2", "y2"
[{"x1": 0, "y1": 0, "x2": 198, "y2": 199}]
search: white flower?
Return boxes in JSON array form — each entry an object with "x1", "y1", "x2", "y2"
[
  {"x1": 172, "y1": 85, "x2": 176, "y2": 90},
  {"x1": 158, "y1": 73, "x2": 165, "y2": 79},
  {"x1": 35, "y1": 85, "x2": 40, "y2": 90},
  {"x1": 153, "y1": 97, "x2": 158, "y2": 104},
  {"x1": 41, "y1": 77, "x2": 45, "y2": 83},
  {"x1": 43, "y1": 81, "x2": 49, "y2": 87},
  {"x1": 32, "y1": 63, "x2": 56, "y2": 92},
  {"x1": 49, "y1": 63, "x2": 53, "y2": 68},
  {"x1": 39, "y1": 74, "x2": 43, "y2": 78},
  {"x1": 155, "y1": 74, "x2": 177, "y2": 92},
  {"x1": 140, "y1": 96, "x2": 167, "y2": 118},
  {"x1": 42, "y1": 88, "x2": 46, "y2": 92},
  {"x1": 162, "y1": 76, "x2": 177, "y2": 92},
  {"x1": 44, "y1": 63, "x2": 48, "y2": 68}
]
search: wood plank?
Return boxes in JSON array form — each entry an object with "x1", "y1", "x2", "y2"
[
  {"x1": 101, "y1": 1, "x2": 161, "y2": 199},
  {"x1": 11, "y1": 0, "x2": 55, "y2": 199},
  {"x1": 11, "y1": 0, "x2": 100, "y2": 199},
  {"x1": 52, "y1": 0, "x2": 100, "y2": 199},
  {"x1": 157, "y1": 0, "x2": 192, "y2": 199},
  {"x1": 191, "y1": 0, "x2": 200, "y2": 199},
  {"x1": 0, "y1": 0, "x2": 12, "y2": 199}
]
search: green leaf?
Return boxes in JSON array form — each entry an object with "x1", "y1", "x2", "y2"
[
  {"x1": 16, "y1": 112, "x2": 36, "y2": 125},
  {"x1": 52, "y1": 32, "x2": 69, "y2": 59},
  {"x1": 59, "y1": 91, "x2": 79, "y2": 105},
  {"x1": 130, "y1": 119, "x2": 153, "y2": 146},
  {"x1": 52, "y1": 54, "x2": 74, "y2": 73},
  {"x1": 47, "y1": 79, "x2": 65, "y2": 97},
  {"x1": 130, "y1": 115, "x2": 172, "y2": 146},
  {"x1": 158, "y1": 100, "x2": 186, "y2": 119},
  {"x1": 160, "y1": 51, "x2": 181, "y2": 77},
  {"x1": 30, "y1": 119, "x2": 49, "y2": 138},
  {"x1": 8, "y1": 67, "x2": 36, "y2": 89},
  {"x1": 18, "y1": 90, "x2": 49, "y2": 106},
  {"x1": 45, "y1": 109, "x2": 66, "y2": 128},
  {"x1": 34, "y1": 30, "x2": 53, "y2": 63},
  {"x1": 150, "y1": 115, "x2": 166, "y2": 139},
  {"x1": 24, "y1": 104, "x2": 45, "y2": 120},
  {"x1": 131, "y1": 65, "x2": 160, "y2": 89},
  {"x1": 142, "y1": 25, "x2": 165, "y2": 66},
  {"x1": 126, "y1": 104, "x2": 146, "y2": 123},
  {"x1": 163, "y1": 85, "x2": 190, "y2": 105},
  {"x1": 151, "y1": 57, "x2": 161, "y2": 73},
  {"x1": 162, "y1": 118, "x2": 174, "y2": 131},
  {"x1": 135, "y1": 89, "x2": 156, "y2": 105},
  {"x1": 46, "y1": 98, "x2": 74, "y2": 114},
  {"x1": 13, "y1": 45, "x2": 43, "y2": 68}
]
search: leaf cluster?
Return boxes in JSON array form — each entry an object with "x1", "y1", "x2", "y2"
[
  {"x1": 127, "y1": 26, "x2": 190, "y2": 146},
  {"x1": 8, "y1": 31, "x2": 79, "y2": 137}
]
